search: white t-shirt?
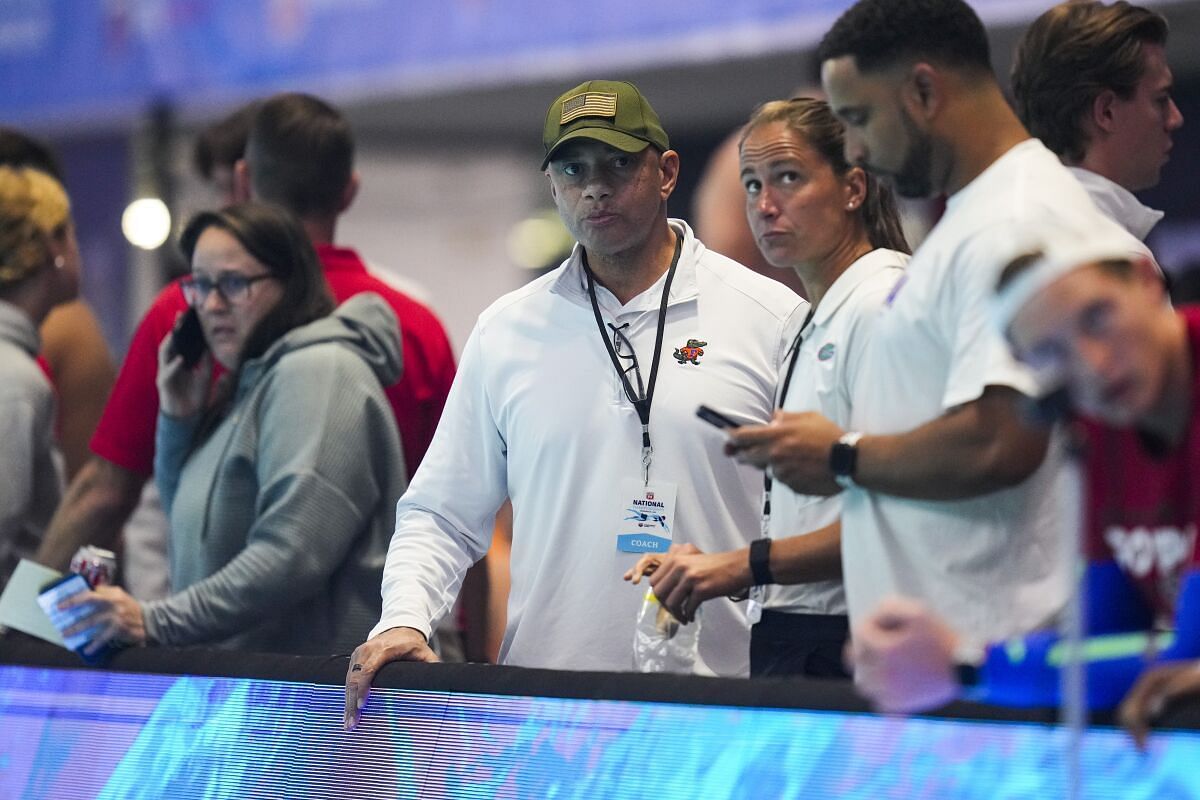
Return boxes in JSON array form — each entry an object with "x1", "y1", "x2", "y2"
[
  {"x1": 765, "y1": 248, "x2": 907, "y2": 616},
  {"x1": 373, "y1": 220, "x2": 806, "y2": 676},
  {"x1": 841, "y1": 139, "x2": 1139, "y2": 644}
]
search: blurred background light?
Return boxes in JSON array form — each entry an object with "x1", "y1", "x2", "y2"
[
  {"x1": 121, "y1": 197, "x2": 171, "y2": 250},
  {"x1": 506, "y1": 211, "x2": 574, "y2": 271}
]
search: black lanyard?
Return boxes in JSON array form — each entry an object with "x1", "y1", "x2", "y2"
[
  {"x1": 763, "y1": 305, "x2": 816, "y2": 519},
  {"x1": 583, "y1": 233, "x2": 683, "y2": 484}
]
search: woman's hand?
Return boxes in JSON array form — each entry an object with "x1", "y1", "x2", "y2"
[
  {"x1": 60, "y1": 585, "x2": 147, "y2": 655},
  {"x1": 157, "y1": 316, "x2": 211, "y2": 418}
]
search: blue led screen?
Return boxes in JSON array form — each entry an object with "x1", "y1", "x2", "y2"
[{"x1": 2, "y1": 665, "x2": 1200, "y2": 798}]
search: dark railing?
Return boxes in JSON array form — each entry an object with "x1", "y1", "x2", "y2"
[{"x1": 6, "y1": 634, "x2": 1200, "y2": 726}]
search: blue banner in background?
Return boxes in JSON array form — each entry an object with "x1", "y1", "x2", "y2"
[
  {"x1": 0, "y1": 0, "x2": 828, "y2": 125},
  {"x1": 0, "y1": 0, "x2": 1082, "y2": 128}
]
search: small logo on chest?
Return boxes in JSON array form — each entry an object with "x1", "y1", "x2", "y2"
[
  {"x1": 673, "y1": 339, "x2": 707, "y2": 365},
  {"x1": 818, "y1": 342, "x2": 837, "y2": 362}
]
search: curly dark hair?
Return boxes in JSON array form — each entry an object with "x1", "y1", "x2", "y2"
[
  {"x1": 1011, "y1": 1, "x2": 1168, "y2": 163},
  {"x1": 816, "y1": 0, "x2": 992, "y2": 76}
]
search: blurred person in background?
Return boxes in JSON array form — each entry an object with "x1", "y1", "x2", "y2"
[
  {"x1": 192, "y1": 101, "x2": 261, "y2": 208},
  {"x1": 850, "y1": 237, "x2": 1200, "y2": 750},
  {"x1": 62, "y1": 203, "x2": 404, "y2": 655},
  {"x1": 31, "y1": 106, "x2": 264, "y2": 595},
  {"x1": 344, "y1": 79, "x2": 806, "y2": 728},
  {"x1": 115, "y1": 102, "x2": 263, "y2": 606},
  {"x1": 0, "y1": 129, "x2": 116, "y2": 482},
  {"x1": 192, "y1": 101, "x2": 435, "y2": 301},
  {"x1": 0, "y1": 166, "x2": 80, "y2": 587},
  {"x1": 1011, "y1": 0, "x2": 1182, "y2": 243},
  {"x1": 626, "y1": 97, "x2": 909, "y2": 677},
  {"x1": 35, "y1": 93, "x2": 472, "y2": 652},
  {"x1": 123, "y1": 98, "x2": 440, "y2": 606}
]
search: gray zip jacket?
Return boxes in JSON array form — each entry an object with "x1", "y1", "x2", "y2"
[{"x1": 144, "y1": 293, "x2": 405, "y2": 655}]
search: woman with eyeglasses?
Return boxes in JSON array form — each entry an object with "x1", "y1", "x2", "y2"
[
  {"x1": 62, "y1": 203, "x2": 406, "y2": 656},
  {"x1": 0, "y1": 165, "x2": 80, "y2": 589}
]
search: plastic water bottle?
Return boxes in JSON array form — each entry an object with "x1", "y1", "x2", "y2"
[{"x1": 632, "y1": 588, "x2": 700, "y2": 673}]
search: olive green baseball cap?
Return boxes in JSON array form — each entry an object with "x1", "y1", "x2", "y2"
[{"x1": 541, "y1": 80, "x2": 670, "y2": 169}]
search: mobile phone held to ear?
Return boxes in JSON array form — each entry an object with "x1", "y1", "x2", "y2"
[
  {"x1": 171, "y1": 307, "x2": 208, "y2": 368},
  {"x1": 696, "y1": 405, "x2": 739, "y2": 429}
]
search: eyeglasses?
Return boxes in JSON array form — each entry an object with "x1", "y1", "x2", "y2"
[
  {"x1": 608, "y1": 322, "x2": 646, "y2": 400},
  {"x1": 181, "y1": 273, "x2": 275, "y2": 306}
]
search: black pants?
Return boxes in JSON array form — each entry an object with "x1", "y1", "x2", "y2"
[{"x1": 750, "y1": 610, "x2": 851, "y2": 679}]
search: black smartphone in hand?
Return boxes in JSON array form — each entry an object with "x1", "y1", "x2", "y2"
[
  {"x1": 171, "y1": 307, "x2": 208, "y2": 368},
  {"x1": 696, "y1": 405, "x2": 739, "y2": 429}
]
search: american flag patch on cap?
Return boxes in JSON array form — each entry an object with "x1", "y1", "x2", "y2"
[{"x1": 560, "y1": 92, "x2": 618, "y2": 124}]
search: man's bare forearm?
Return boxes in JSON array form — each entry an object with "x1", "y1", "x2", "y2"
[
  {"x1": 716, "y1": 521, "x2": 842, "y2": 594},
  {"x1": 855, "y1": 386, "x2": 1050, "y2": 500},
  {"x1": 770, "y1": 521, "x2": 843, "y2": 585},
  {"x1": 36, "y1": 457, "x2": 146, "y2": 569}
]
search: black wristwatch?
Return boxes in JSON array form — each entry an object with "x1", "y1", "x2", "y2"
[
  {"x1": 749, "y1": 537, "x2": 774, "y2": 586},
  {"x1": 829, "y1": 431, "x2": 864, "y2": 489}
]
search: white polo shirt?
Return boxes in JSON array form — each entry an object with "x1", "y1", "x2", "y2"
[
  {"x1": 841, "y1": 139, "x2": 1141, "y2": 644},
  {"x1": 373, "y1": 220, "x2": 806, "y2": 676},
  {"x1": 765, "y1": 248, "x2": 907, "y2": 616},
  {"x1": 1068, "y1": 166, "x2": 1164, "y2": 243}
]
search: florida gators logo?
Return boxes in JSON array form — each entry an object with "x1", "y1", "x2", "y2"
[{"x1": 673, "y1": 339, "x2": 707, "y2": 365}]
